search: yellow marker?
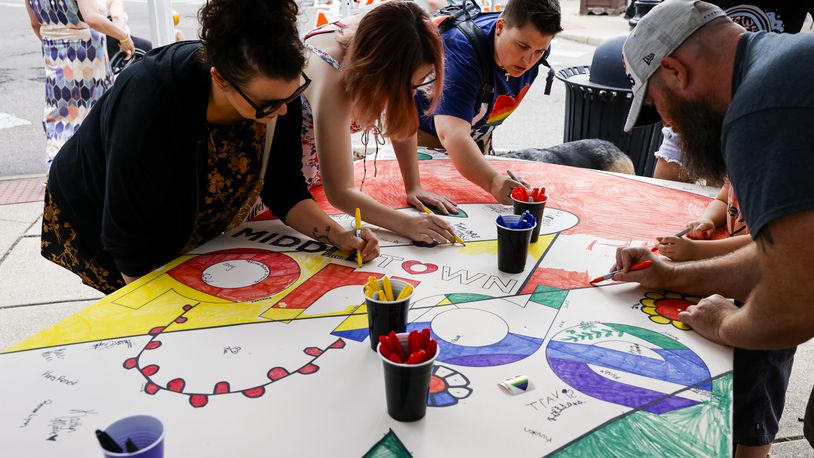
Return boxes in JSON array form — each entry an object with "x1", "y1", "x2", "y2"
[
  {"x1": 354, "y1": 207, "x2": 363, "y2": 268},
  {"x1": 368, "y1": 276, "x2": 380, "y2": 294},
  {"x1": 363, "y1": 285, "x2": 373, "y2": 298},
  {"x1": 422, "y1": 207, "x2": 466, "y2": 246},
  {"x1": 395, "y1": 284, "x2": 413, "y2": 301},
  {"x1": 382, "y1": 276, "x2": 394, "y2": 302}
]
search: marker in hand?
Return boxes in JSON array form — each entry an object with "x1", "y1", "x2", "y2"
[
  {"x1": 507, "y1": 170, "x2": 523, "y2": 183},
  {"x1": 590, "y1": 260, "x2": 653, "y2": 285},
  {"x1": 651, "y1": 227, "x2": 692, "y2": 252},
  {"x1": 422, "y1": 207, "x2": 466, "y2": 246},
  {"x1": 354, "y1": 207, "x2": 363, "y2": 268}
]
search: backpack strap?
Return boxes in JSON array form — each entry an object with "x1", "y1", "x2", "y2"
[
  {"x1": 455, "y1": 18, "x2": 493, "y2": 99},
  {"x1": 539, "y1": 47, "x2": 554, "y2": 95}
]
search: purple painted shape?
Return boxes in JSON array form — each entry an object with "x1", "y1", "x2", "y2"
[
  {"x1": 549, "y1": 358, "x2": 699, "y2": 414},
  {"x1": 444, "y1": 354, "x2": 525, "y2": 367}
]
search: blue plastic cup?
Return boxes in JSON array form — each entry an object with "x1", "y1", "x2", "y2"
[{"x1": 100, "y1": 415, "x2": 164, "y2": 458}]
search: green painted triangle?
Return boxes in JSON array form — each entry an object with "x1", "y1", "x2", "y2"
[
  {"x1": 444, "y1": 293, "x2": 490, "y2": 305},
  {"x1": 423, "y1": 206, "x2": 468, "y2": 218},
  {"x1": 529, "y1": 285, "x2": 568, "y2": 309},
  {"x1": 607, "y1": 323, "x2": 686, "y2": 350},
  {"x1": 363, "y1": 429, "x2": 412, "y2": 458}
]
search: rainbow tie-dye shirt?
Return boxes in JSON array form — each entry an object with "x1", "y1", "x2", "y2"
[{"x1": 416, "y1": 13, "x2": 543, "y2": 148}]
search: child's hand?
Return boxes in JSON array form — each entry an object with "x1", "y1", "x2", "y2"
[
  {"x1": 656, "y1": 236, "x2": 698, "y2": 262},
  {"x1": 686, "y1": 218, "x2": 715, "y2": 240}
]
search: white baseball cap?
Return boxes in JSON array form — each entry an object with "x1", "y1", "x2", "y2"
[{"x1": 622, "y1": 0, "x2": 726, "y2": 132}]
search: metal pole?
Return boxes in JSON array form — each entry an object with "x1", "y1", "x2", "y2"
[{"x1": 147, "y1": 0, "x2": 175, "y2": 46}]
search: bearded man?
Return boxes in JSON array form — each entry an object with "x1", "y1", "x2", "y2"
[{"x1": 611, "y1": 0, "x2": 814, "y2": 455}]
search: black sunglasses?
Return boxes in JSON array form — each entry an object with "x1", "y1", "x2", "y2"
[{"x1": 223, "y1": 73, "x2": 311, "y2": 118}]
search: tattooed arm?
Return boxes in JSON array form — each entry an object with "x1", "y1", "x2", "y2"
[
  {"x1": 284, "y1": 199, "x2": 379, "y2": 262},
  {"x1": 677, "y1": 210, "x2": 814, "y2": 349}
]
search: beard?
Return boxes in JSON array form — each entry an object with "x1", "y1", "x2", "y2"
[{"x1": 662, "y1": 89, "x2": 727, "y2": 185}]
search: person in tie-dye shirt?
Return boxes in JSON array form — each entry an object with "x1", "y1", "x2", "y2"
[{"x1": 402, "y1": 0, "x2": 562, "y2": 205}]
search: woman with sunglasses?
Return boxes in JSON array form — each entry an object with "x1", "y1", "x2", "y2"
[
  {"x1": 41, "y1": 0, "x2": 379, "y2": 294},
  {"x1": 300, "y1": 1, "x2": 459, "y2": 245}
]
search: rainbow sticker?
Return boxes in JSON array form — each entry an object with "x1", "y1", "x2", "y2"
[{"x1": 499, "y1": 374, "x2": 533, "y2": 395}]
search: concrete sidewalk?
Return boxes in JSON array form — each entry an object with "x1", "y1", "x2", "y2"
[{"x1": 1, "y1": 2, "x2": 812, "y2": 454}]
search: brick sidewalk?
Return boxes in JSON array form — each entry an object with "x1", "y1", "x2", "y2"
[{"x1": 0, "y1": 177, "x2": 45, "y2": 205}]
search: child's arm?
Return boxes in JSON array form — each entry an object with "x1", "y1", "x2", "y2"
[
  {"x1": 657, "y1": 234, "x2": 752, "y2": 262},
  {"x1": 687, "y1": 183, "x2": 730, "y2": 239},
  {"x1": 391, "y1": 134, "x2": 459, "y2": 215}
]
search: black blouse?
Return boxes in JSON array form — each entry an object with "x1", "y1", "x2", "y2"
[{"x1": 47, "y1": 41, "x2": 312, "y2": 277}]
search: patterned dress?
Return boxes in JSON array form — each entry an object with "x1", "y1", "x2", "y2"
[
  {"x1": 28, "y1": 0, "x2": 112, "y2": 166},
  {"x1": 41, "y1": 120, "x2": 265, "y2": 294}
]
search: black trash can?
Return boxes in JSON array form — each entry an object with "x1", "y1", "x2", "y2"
[{"x1": 556, "y1": 36, "x2": 663, "y2": 177}]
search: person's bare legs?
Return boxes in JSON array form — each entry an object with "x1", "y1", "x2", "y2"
[{"x1": 735, "y1": 444, "x2": 770, "y2": 458}]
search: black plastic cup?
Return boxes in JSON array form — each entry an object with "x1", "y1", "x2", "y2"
[
  {"x1": 377, "y1": 332, "x2": 439, "y2": 422},
  {"x1": 365, "y1": 279, "x2": 412, "y2": 351},
  {"x1": 496, "y1": 215, "x2": 536, "y2": 274},
  {"x1": 512, "y1": 195, "x2": 547, "y2": 243}
]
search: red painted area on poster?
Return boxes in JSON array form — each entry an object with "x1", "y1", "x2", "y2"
[
  {"x1": 253, "y1": 159, "x2": 710, "y2": 242},
  {"x1": 520, "y1": 267, "x2": 593, "y2": 292},
  {"x1": 273, "y1": 264, "x2": 380, "y2": 310},
  {"x1": 168, "y1": 248, "x2": 300, "y2": 302}
]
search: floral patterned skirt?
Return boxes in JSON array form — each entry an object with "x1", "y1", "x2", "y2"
[{"x1": 40, "y1": 188, "x2": 125, "y2": 294}]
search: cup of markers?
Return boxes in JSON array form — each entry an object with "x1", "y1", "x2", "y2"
[
  {"x1": 377, "y1": 329, "x2": 439, "y2": 422},
  {"x1": 96, "y1": 415, "x2": 164, "y2": 458},
  {"x1": 364, "y1": 276, "x2": 413, "y2": 351},
  {"x1": 496, "y1": 212, "x2": 537, "y2": 274},
  {"x1": 511, "y1": 186, "x2": 547, "y2": 244}
]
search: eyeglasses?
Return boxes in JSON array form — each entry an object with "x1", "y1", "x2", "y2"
[
  {"x1": 411, "y1": 70, "x2": 436, "y2": 90},
  {"x1": 223, "y1": 73, "x2": 311, "y2": 119}
]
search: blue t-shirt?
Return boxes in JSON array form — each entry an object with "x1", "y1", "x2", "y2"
[
  {"x1": 416, "y1": 13, "x2": 542, "y2": 144},
  {"x1": 723, "y1": 32, "x2": 814, "y2": 237}
]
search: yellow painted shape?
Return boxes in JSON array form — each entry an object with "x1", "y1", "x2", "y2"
[
  {"x1": 260, "y1": 308, "x2": 305, "y2": 322},
  {"x1": 529, "y1": 233, "x2": 556, "y2": 259},
  {"x1": 649, "y1": 315, "x2": 671, "y2": 325},
  {"x1": 673, "y1": 321, "x2": 691, "y2": 330},
  {"x1": 7, "y1": 289, "x2": 196, "y2": 352},
  {"x1": 333, "y1": 304, "x2": 369, "y2": 332},
  {"x1": 4, "y1": 228, "x2": 558, "y2": 353},
  {"x1": 455, "y1": 240, "x2": 495, "y2": 256},
  {"x1": 5, "y1": 251, "x2": 337, "y2": 353},
  {"x1": 437, "y1": 298, "x2": 453, "y2": 306},
  {"x1": 641, "y1": 306, "x2": 657, "y2": 315}
]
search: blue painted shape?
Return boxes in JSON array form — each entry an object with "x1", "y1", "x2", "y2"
[
  {"x1": 548, "y1": 357, "x2": 700, "y2": 414},
  {"x1": 428, "y1": 391, "x2": 457, "y2": 407},
  {"x1": 331, "y1": 328, "x2": 369, "y2": 342},
  {"x1": 547, "y1": 341, "x2": 710, "y2": 388},
  {"x1": 408, "y1": 321, "x2": 543, "y2": 368}
]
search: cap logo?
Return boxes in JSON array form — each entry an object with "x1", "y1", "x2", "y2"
[{"x1": 643, "y1": 53, "x2": 655, "y2": 65}]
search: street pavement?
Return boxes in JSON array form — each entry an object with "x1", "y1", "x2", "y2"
[{"x1": 0, "y1": 0, "x2": 812, "y2": 454}]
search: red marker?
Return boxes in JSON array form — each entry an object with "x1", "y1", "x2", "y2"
[{"x1": 590, "y1": 260, "x2": 653, "y2": 285}]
